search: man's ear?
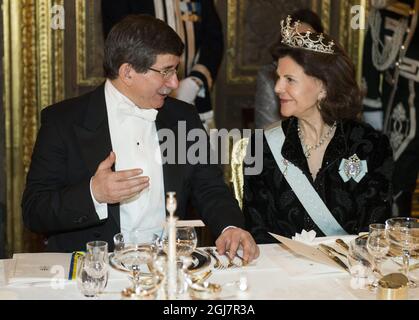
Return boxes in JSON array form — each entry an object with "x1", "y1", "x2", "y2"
[{"x1": 118, "y1": 63, "x2": 133, "y2": 86}]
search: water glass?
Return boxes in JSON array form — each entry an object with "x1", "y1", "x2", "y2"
[
  {"x1": 368, "y1": 224, "x2": 390, "y2": 259},
  {"x1": 77, "y1": 241, "x2": 109, "y2": 297},
  {"x1": 87, "y1": 240, "x2": 109, "y2": 263},
  {"x1": 367, "y1": 224, "x2": 389, "y2": 287},
  {"x1": 347, "y1": 235, "x2": 375, "y2": 289}
]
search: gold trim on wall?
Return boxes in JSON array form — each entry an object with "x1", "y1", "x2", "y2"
[
  {"x1": 37, "y1": 0, "x2": 52, "y2": 109},
  {"x1": 76, "y1": 0, "x2": 104, "y2": 87},
  {"x1": 321, "y1": 0, "x2": 331, "y2": 34},
  {"x1": 53, "y1": 0, "x2": 65, "y2": 103},
  {"x1": 4, "y1": 0, "x2": 25, "y2": 255},
  {"x1": 3, "y1": 0, "x2": 13, "y2": 256},
  {"x1": 226, "y1": 0, "x2": 253, "y2": 84},
  {"x1": 338, "y1": 0, "x2": 369, "y2": 84},
  {"x1": 3, "y1": 0, "x2": 65, "y2": 255}
]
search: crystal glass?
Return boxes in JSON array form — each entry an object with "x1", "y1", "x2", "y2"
[
  {"x1": 385, "y1": 217, "x2": 419, "y2": 287},
  {"x1": 161, "y1": 226, "x2": 198, "y2": 295},
  {"x1": 113, "y1": 228, "x2": 160, "y2": 256},
  {"x1": 347, "y1": 235, "x2": 375, "y2": 290},
  {"x1": 112, "y1": 228, "x2": 162, "y2": 298},
  {"x1": 367, "y1": 223, "x2": 389, "y2": 287},
  {"x1": 77, "y1": 241, "x2": 109, "y2": 297},
  {"x1": 162, "y1": 226, "x2": 198, "y2": 258}
]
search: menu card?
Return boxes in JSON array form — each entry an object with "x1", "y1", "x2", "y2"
[{"x1": 269, "y1": 232, "x2": 353, "y2": 270}]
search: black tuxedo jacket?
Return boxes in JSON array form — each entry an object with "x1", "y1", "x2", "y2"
[{"x1": 22, "y1": 84, "x2": 243, "y2": 252}]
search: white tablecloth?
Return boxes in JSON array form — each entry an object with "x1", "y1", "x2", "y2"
[{"x1": 0, "y1": 243, "x2": 418, "y2": 300}]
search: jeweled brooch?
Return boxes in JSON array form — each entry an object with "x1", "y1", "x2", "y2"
[{"x1": 338, "y1": 154, "x2": 368, "y2": 183}]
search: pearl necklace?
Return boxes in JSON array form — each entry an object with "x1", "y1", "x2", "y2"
[{"x1": 297, "y1": 121, "x2": 337, "y2": 159}]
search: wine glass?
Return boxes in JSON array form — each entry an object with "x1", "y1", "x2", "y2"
[
  {"x1": 162, "y1": 226, "x2": 198, "y2": 258},
  {"x1": 347, "y1": 235, "x2": 375, "y2": 290},
  {"x1": 162, "y1": 226, "x2": 198, "y2": 294},
  {"x1": 385, "y1": 217, "x2": 419, "y2": 287},
  {"x1": 77, "y1": 241, "x2": 109, "y2": 298},
  {"x1": 112, "y1": 228, "x2": 162, "y2": 297},
  {"x1": 367, "y1": 223, "x2": 389, "y2": 287}
]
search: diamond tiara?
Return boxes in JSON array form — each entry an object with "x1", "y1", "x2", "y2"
[{"x1": 280, "y1": 15, "x2": 335, "y2": 54}]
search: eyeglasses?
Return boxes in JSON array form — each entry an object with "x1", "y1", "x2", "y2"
[{"x1": 148, "y1": 67, "x2": 178, "y2": 79}]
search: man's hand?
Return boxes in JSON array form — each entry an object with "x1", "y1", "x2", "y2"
[
  {"x1": 215, "y1": 228, "x2": 259, "y2": 264},
  {"x1": 91, "y1": 152, "x2": 149, "y2": 204}
]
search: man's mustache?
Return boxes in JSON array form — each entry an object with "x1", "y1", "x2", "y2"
[{"x1": 159, "y1": 88, "x2": 172, "y2": 95}]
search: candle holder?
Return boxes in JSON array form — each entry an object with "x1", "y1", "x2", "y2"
[{"x1": 166, "y1": 191, "x2": 178, "y2": 300}]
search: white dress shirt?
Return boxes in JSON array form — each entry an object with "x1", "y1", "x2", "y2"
[{"x1": 90, "y1": 80, "x2": 166, "y2": 235}]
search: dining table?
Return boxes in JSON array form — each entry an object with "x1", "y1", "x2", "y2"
[{"x1": 0, "y1": 237, "x2": 418, "y2": 301}]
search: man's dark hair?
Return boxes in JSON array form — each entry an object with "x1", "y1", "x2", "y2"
[{"x1": 103, "y1": 14, "x2": 184, "y2": 79}]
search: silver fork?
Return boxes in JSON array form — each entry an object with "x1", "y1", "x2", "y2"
[
  {"x1": 224, "y1": 253, "x2": 239, "y2": 269},
  {"x1": 205, "y1": 248, "x2": 225, "y2": 270}
]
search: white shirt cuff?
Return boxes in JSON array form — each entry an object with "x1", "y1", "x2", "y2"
[
  {"x1": 221, "y1": 225, "x2": 237, "y2": 234},
  {"x1": 174, "y1": 77, "x2": 200, "y2": 104},
  {"x1": 90, "y1": 177, "x2": 108, "y2": 220}
]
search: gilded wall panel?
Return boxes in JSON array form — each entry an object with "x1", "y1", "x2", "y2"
[
  {"x1": 227, "y1": 0, "x2": 315, "y2": 84},
  {"x1": 338, "y1": 0, "x2": 369, "y2": 83},
  {"x1": 3, "y1": 0, "x2": 65, "y2": 254},
  {"x1": 76, "y1": 0, "x2": 104, "y2": 87}
]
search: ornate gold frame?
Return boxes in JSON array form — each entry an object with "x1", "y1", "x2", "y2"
[
  {"x1": 3, "y1": 0, "x2": 65, "y2": 254},
  {"x1": 339, "y1": 0, "x2": 369, "y2": 84},
  {"x1": 227, "y1": 0, "x2": 320, "y2": 84},
  {"x1": 76, "y1": 0, "x2": 104, "y2": 87}
]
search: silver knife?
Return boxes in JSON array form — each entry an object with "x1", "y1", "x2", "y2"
[
  {"x1": 335, "y1": 239, "x2": 349, "y2": 252},
  {"x1": 319, "y1": 243, "x2": 347, "y2": 258},
  {"x1": 318, "y1": 246, "x2": 350, "y2": 273}
]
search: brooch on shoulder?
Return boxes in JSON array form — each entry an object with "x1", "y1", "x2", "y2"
[{"x1": 338, "y1": 154, "x2": 368, "y2": 183}]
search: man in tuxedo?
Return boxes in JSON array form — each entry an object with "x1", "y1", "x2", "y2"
[
  {"x1": 22, "y1": 15, "x2": 258, "y2": 263},
  {"x1": 101, "y1": 0, "x2": 224, "y2": 132}
]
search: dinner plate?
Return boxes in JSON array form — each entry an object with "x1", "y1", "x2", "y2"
[
  {"x1": 109, "y1": 248, "x2": 211, "y2": 274},
  {"x1": 187, "y1": 249, "x2": 211, "y2": 273}
]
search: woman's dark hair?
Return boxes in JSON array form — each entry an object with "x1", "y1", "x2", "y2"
[
  {"x1": 103, "y1": 14, "x2": 184, "y2": 79},
  {"x1": 291, "y1": 9, "x2": 324, "y2": 33},
  {"x1": 270, "y1": 33, "x2": 362, "y2": 124}
]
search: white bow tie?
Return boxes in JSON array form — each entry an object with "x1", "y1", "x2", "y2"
[{"x1": 117, "y1": 101, "x2": 158, "y2": 122}]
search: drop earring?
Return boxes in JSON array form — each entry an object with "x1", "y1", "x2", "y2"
[{"x1": 317, "y1": 100, "x2": 322, "y2": 111}]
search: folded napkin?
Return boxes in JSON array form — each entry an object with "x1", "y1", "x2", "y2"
[
  {"x1": 9, "y1": 253, "x2": 74, "y2": 285},
  {"x1": 292, "y1": 230, "x2": 317, "y2": 244},
  {"x1": 0, "y1": 259, "x2": 14, "y2": 286}
]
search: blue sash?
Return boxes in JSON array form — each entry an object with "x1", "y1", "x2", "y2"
[{"x1": 264, "y1": 122, "x2": 348, "y2": 236}]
